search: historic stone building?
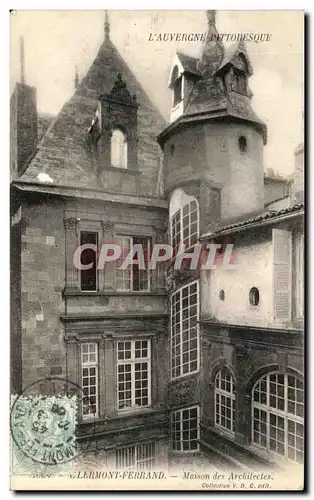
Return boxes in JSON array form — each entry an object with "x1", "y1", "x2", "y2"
[{"x1": 10, "y1": 11, "x2": 304, "y2": 472}]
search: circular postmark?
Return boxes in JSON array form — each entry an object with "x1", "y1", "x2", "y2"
[{"x1": 10, "y1": 377, "x2": 96, "y2": 467}]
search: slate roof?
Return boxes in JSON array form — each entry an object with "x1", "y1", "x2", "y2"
[
  {"x1": 15, "y1": 37, "x2": 165, "y2": 197},
  {"x1": 200, "y1": 203, "x2": 304, "y2": 239},
  {"x1": 176, "y1": 52, "x2": 201, "y2": 77},
  {"x1": 158, "y1": 21, "x2": 267, "y2": 146},
  {"x1": 216, "y1": 41, "x2": 253, "y2": 76}
]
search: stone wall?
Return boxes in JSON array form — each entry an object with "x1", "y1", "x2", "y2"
[
  {"x1": 20, "y1": 195, "x2": 66, "y2": 386},
  {"x1": 163, "y1": 121, "x2": 264, "y2": 224}
]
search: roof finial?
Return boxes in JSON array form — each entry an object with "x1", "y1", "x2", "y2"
[
  {"x1": 20, "y1": 36, "x2": 25, "y2": 84},
  {"x1": 206, "y1": 10, "x2": 216, "y2": 26},
  {"x1": 104, "y1": 10, "x2": 110, "y2": 40},
  {"x1": 74, "y1": 65, "x2": 79, "y2": 89}
]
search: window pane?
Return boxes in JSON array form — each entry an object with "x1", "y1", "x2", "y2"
[
  {"x1": 215, "y1": 369, "x2": 235, "y2": 433},
  {"x1": 170, "y1": 201, "x2": 199, "y2": 250},
  {"x1": 170, "y1": 282, "x2": 199, "y2": 379},
  {"x1": 252, "y1": 373, "x2": 304, "y2": 462},
  {"x1": 117, "y1": 340, "x2": 150, "y2": 410},
  {"x1": 81, "y1": 343, "x2": 98, "y2": 418},
  {"x1": 171, "y1": 406, "x2": 199, "y2": 452}
]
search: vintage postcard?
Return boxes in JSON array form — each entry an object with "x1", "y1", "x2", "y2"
[{"x1": 10, "y1": 10, "x2": 304, "y2": 491}]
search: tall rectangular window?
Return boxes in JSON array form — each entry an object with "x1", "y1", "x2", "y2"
[
  {"x1": 117, "y1": 340, "x2": 151, "y2": 410},
  {"x1": 81, "y1": 342, "x2": 98, "y2": 419},
  {"x1": 115, "y1": 442, "x2": 155, "y2": 471},
  {"x1": 170, "y1": 281, "x2": 199, "y2": 379},
  {"x1": 171, "y1": 200, "x2": 199, "y2": 251},
  {"x1": 215, "y1": 369, "x2": 236, "y2": 433},
  {"x1": 80, "y1": 231, "x2": 98, "y2": 291},
  {"x1": 171, "y1": 406, "x2": 199, "y2": 452},
  {"x1": 115, "y1": 235, "x2": 150, "y2": 291}
]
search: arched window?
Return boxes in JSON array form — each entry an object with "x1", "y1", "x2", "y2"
[
  {"x1": 215, "y1": 369, "x2": 235, "y2": 433},
  {"x1": 171, "y1": 200, "x2": 199, "y2": 250},
  {"x1": 111, "y1": 129, "x2": 127, "y2": 168},
  {"x1": 252, "y1": 372, "x2": 304, "y2": 462}
]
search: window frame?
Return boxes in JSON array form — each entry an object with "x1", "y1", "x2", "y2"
[
  {"x1": 252, "y1": 372, "x2": 304, "y2": 463},
  {"x1": 115, "y1": 442, "x2": 156, "y2": 471},
  {"x1": 170, "y1": 199, "x2": 199, "y2": 251},
  {"x1": 214, "y1": 368, "x2": 236, "y2": 435},
  {"x1": 233, "y1": 68, "x2": 247, "y2": 95},
  {"x1": 173, "y1": 76, "x2": 183, "y2": 107},
  {"x1": 115, "y1": 235, "x2": 151, "y2": 292},
  {"x1": 170, "y1": 280, "x2": 200, "y2": 380},
  {"x1": 171, "y1": 65, "x2": 183, "y2": 108},
  {"x1": 170, "y1": 405, "x2": 200, "y2": 453},
  {"x1": 249, "y1": 287, "x2": 260, "y2": 307},
  {"x1": 81, "y1": 342, "x2": 99, "y2": 420},
  {"x1": 79, "y1": 230, "x2": 99, "y2": 292},
  {"x1": 116, "y1": 339, "x2": 151, "y2": 412}
]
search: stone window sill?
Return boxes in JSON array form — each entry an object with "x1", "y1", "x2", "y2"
[
  {"x1": 63, "y1": 288, "x2": 167, "y2": 297},
  {"x1": 78, "y1": 406, "x2": 164, "y2": 426},
  {"x1": 106, "y1": 165, "x2": 140, "y2": 175}
]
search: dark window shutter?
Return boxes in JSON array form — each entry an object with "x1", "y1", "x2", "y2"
[{"x1": 273, "y1": 228, "x2": 292, "y2": 322}]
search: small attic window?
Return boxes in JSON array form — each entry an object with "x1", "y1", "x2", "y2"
[{"x1": 170, "y1": 65, "x2": 183, "y2": 107}]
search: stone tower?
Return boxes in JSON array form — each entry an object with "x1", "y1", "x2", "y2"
[{"x1": 158, "y1": 11, "x2": 267, "y2": 235}]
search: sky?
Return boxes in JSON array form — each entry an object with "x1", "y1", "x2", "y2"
[{"x1": 10, "y1": 10, "x2": 304, "y2": 177}]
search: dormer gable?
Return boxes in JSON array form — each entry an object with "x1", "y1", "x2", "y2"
[
  {"x1": 168, "y1": 53, "x2": 201, "y2": 123},
  {"x1": 88, "y1": 73, "x2": 140, "y2": 190},
  {"x1": 215, "y1": 42, "x2": 253, "y2": 97}
]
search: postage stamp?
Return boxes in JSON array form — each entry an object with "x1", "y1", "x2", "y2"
[
  {"x1": 10, "y1": 377, "x2": 98, "y2": 476},
  {"x1": 11, "y1": 395, "x2": 76, "y2": 466}
]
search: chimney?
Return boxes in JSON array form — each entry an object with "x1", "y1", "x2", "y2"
[
  {"x1": 291, "y1": 142, "x2": 304, "y2": 204},
  {"x1": 10, "y1": 37, "x2": 37, "y2": 176}
]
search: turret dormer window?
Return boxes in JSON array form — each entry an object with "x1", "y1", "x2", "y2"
[
  {"x1": 171, "y1": 66, "x2": 183, "y2": 107},
  {"x1": 232, "y1": 54, "x2": 248, "y2": 95},
  {"x1": 111, "y1": 128, "x2": 127, "y2": 169},
  {"x1": 233, "y1": 68, "x2": 247, "y2": 95}
]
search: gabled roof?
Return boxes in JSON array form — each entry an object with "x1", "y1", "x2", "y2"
[
  {"x1": 176, "y1": 52, "x2": 201, "y2": 77},
  {"x1": 15, "y1": 37, "x2": 165, "y2": 197},
  {"x1": 216, "y1": 41, "x2": 253, "y2": 76},
  {"x1": 200, "y1": 203, "x2": 304, "y2": 240}
]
